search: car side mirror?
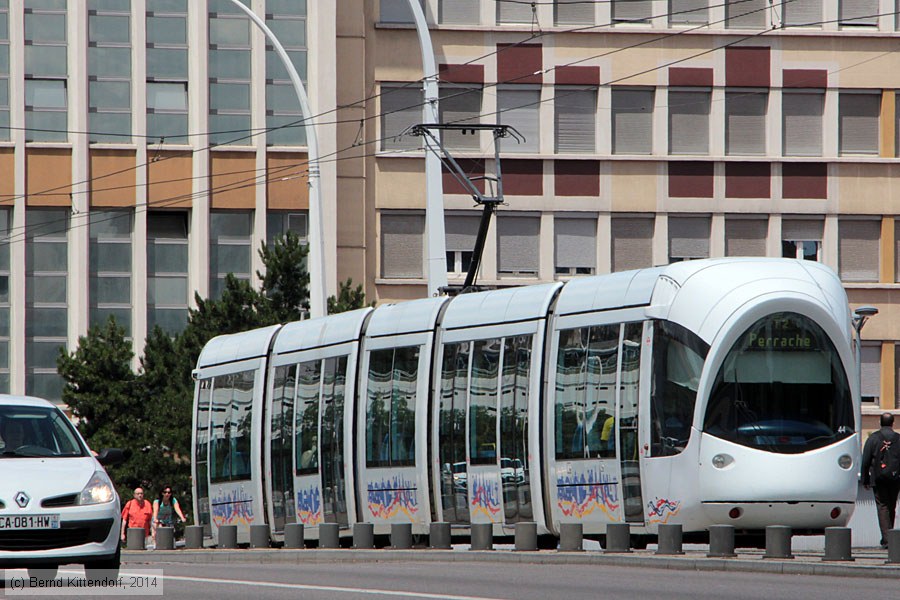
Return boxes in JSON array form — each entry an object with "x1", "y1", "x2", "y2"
[{"x1": 96, "y1": 448, "x2": 126, "y2": 466}]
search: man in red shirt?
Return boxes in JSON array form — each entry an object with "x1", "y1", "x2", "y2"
[{"x1": 120, "y1": 487, "x2": 154, "y2": 548}]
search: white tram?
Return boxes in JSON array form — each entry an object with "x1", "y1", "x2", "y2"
[{"x1": 191, "y1": 258, "x2": 860, "y2": 545}]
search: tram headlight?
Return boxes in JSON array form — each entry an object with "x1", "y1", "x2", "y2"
[
  {"x1": 711, "y1": 454, "x2": 733, "y2": 469},
  {"x1": 837, "y1": 454, "x2": 853, "y2": 470}
]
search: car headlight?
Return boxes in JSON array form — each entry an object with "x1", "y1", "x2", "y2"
[{"x1": 79, "y1": 470, "x2": 116, "y2": 505}]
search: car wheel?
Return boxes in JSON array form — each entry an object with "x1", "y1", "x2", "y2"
[
  {"x1": 27, "y1": 567, "x2": 58, "y2": 582},
  {"x1": 85, "y1": 544, "x2": 121, "y2": 582}
]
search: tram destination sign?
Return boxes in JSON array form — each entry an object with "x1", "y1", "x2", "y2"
[{"x1": 745, "y1": 315, "x2": 819, "y2": 352}]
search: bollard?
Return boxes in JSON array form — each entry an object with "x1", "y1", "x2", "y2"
[
  {"x1": 559, "y1": 523, "x2": 583, "y2": 552},
  {"x1": 319, "y1": 523, "x2": 340, "y2": 548},
  {"x1": 470, "y1": 523, "x2": 493, "y2": 551},
  {"x1": 218, "y1": 525, "x2": 237, "y2": 549},
  {"x1": 126, "y1": 527, "x2": 145, "y2": 551},
  {"x1": 886, "y1": 529, "x2": 900, "y2": 564},
  {"x1": 391, "y1": 523, "x2": 412, "y2": 549},
  {"x1": 156, "y1": 526, "x2": 175, "y2": 551},
  {"x1": 707, "y1": 525, "x2": 736, "y2": 558},
  {"x1": 763, "y1": 525, "x2": 793, "y2": 559},
  {"x1": 284, "y1": 523, "x2": 305, "y2": 549},
  {"x1": 430, "y1": 522, "x2": 451, "y2": 549},
  {"x1": 823, "y1": 527, "x2": 853, "y2": 562},
  {"x1": 250, "y1": 524, "x2": 270, "y2": 549},
  {"x1": 353, "y1": 523, "x2": 374, "y2": 549},
  {"x1": 656, "y1": 524, "x2": 684, "y2": 555},
  {"x1": 184, "y1": 525, "x2": 204, "y2": 549},
  {"x1": 514, "y1": 522, "x2": 537, "y2": 551},
  {"x1": 605, "y1": 523, "x2": 631, "y2": 553}
]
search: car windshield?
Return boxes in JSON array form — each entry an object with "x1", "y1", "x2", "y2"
[
  {"x1": 0, "y1": 406, "x2": 87, "y2": 458},
  {"x1": 703, "y1": 312, "x2": 854, "y2": 454}
]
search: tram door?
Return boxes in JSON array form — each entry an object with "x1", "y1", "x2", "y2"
[
  {"x1": 194, "y1": 379, "x2": 213, "y2": 537},
  {"x1": 618, "y1": 323, "x2": 645, "y2": 523},
  {"x1": 438, "y1": 343, "x2": 471, "y2": 524},
  {"x1": 468, "y1": 339, "x2": 503, "y2": 524},
  {"x1": 320, "y1": 356, "x2": 349, "y2": 525},
  {"x1": 499, "y1": 336, "x2": 533, "y2": 524},
  {"x1": 269, "y1": 365, "x2": 297, "y2": 533}
]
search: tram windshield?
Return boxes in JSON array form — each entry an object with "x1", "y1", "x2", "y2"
[{"x1": 704, "y1": 312, "x2": 853, "y2": 454}]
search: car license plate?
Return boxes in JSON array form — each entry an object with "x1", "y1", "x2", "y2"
[{"x1": 0, "y1": 514, "x2": 60, "y2": 530}]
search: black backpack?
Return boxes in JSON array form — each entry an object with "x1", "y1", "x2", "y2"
[{"x1": 873, "y1": 431, "x2": 900, "y2": 484}]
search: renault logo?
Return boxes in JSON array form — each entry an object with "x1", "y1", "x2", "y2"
[{"x1": 14, "y1": 492, "x2": 29, "y2": 508}]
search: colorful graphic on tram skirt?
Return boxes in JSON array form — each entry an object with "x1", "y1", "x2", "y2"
[
  {"x1": 556, "y1": 470, "x2": 620, "y2": 520},
  {"x1": 296, "y1": 484, "x2": 323, "y2": 525},
  {"x1": 470, "y1": 473, "x2": 502, "y2": 521},
  {"x1": 647, "y1": 497, "x2": 681, "y2": 524},
  {"x1": 211, "y1": 489, "x2": 254, "y2": 526},
  {"x1": 367, "y1": 476, "x2": 418, "y2": 520}
]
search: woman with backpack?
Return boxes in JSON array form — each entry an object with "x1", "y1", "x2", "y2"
[
  {"x1": 862, "y1": 413, "x2": 900, "y2": 549},
  {"x1": 152, "y1": 485, "x2": 187, "y2": 547}
]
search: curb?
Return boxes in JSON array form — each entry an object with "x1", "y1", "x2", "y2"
[{"x1": 123, "y1": 548, "x2": 900, "y2": 579}]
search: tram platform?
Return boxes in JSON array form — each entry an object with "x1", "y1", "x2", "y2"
[{"x1": 123, "y1": 544, "x2": 900, "y2": 580}]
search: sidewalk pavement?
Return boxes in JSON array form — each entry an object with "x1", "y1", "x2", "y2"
[{"x1": 122, "y1": 545, "x2": 900, "y2": 579}]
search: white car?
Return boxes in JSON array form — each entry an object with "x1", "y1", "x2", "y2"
[{"x1": 0, "y1": 396, "x2": 124, "y2": 580}]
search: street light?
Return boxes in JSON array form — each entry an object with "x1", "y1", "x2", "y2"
[
  {"x1": 225, "y1": 0, "x2": 327, "y2": 318},
  {"x1": 852, "y1": 306, "x2": 879, "y2": 405}
]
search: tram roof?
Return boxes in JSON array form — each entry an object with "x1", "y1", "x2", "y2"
[
  {"x1": 441, "y1": 282, "x2": 563, "y2": 330},
  {"x1": 272, "y1": 307, "x2": 373, "y2": 355},
  {"x1": 365, "y1": 296, "x2": 450, "y2": 338},
  {"x1": 555, "y1": 267, "x2": 665, "y2": 316},
  {"x1": 196, "y1": 324, "x2": 281, "y2": 369}
]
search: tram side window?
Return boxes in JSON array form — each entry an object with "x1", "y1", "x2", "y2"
[
  {"x1": 470, "y1": 339, "x2": 501, "y2": 465},
  {"x1": 366, "y1": 346, "x2": 420, "y2": 467},
  {"x1": 209, "y1": 374, "x2": 234, "y2": 483},
  {"x1": 209, "y1": 369, "x2": 256, "y2": 482},
  {"x1": 650, "y1": 321, "x2": 708, "y2": 457},
  {"x1": 555, "y1": 326, "x2": 618, "y2": 460},
  {"x1": 295, "y1": 360, "x2": 321, "y2": 475},
  {"x1": 231, "y1": 370, "x2": 254, "y2": 480}
]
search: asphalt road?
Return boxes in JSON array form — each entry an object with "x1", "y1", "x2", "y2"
[{"x1": 4, "y1": 558, "x2": 897, "y2": 600}]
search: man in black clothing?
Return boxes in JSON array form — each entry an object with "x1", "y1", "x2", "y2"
[{"x1": 862, "y1": 413, "x2": 900, "y2": 548}]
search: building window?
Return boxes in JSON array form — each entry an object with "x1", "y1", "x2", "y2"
[
  {"x1": 725, "y1": 217, "x2": 767, "y2": 257},
  {"x1": 0, "y1": 0, "x2": 9, "y2": 141},
  {"x1": 266, "y1": 0, "x2": 307, "y2": 146},
  {"x1": 380, "y1": 84, "x2": 423, "y2": 151},
  {"x1": 555, "y1": 0, "x2": 594, "y2": 25},
  {"x1": 0, "y1": 208, "x2": 9, "y2": 392},
  {"x1": 497, "y1": 215, "x2": 540, "y2": 277},
  {"x1": 726, "y1": 0, "x2": 767, "y2": 28},
  {"x1": 209, "y1": 0, "x2": 251, "y2": 147},
  {"x1": 267, "y1": 210, "x2": 308, "y2": 247},
  {"x1": 88, "y1": 0, "x2": 131, "y2": 143},
  {"x1": 839, "y1": 0, "x2": 878, "y2": 28},
  {"x1": 147, "y1": 211, "x2": 189, "y2": 335},
  {"x1": 783, "y1": 90, "x2": 823, "y2": 156},
  {"x1": 670, "y1": 0, "x2": 708, "y2": 25},
  {"x1": 25, "y1": 0, "x2": 67, "y2": 142},
  {"x1": 439, "y1": 84, "x2": 482, "y2": 151},
  {"x1": 497, "y1": 87, "x2": 541, "y2": 153},
  {"x1": 725, "y1": 90, "x2": 767, "y2": 155},
  {"x1": 146, "y1": 0, "x2": 188, "y2": 144},
  {"x1": 380, "y1": 0, "x2": 417, "y2": 23},
  {"x1": 782, "y1": 0, "x2": 822, "y2": 27},
  {"x1": 555, "y1": 216, "x2": 596, "y2": 277},
  {"x1": 613, "y1": 0, "x2": 651, "y2": 23},
  {"x1": 209, "y1": 211, "x2": 253, "y2": 299},
  {"x1": 838, "y1": 219, "x2": 880, "y2": 282},
  {"x1": 381, "y1": 212, "x2": 424, "y2": 279},
  {"x1": 839, "y1": 91, "x2": 880, "y2": 156},
  {"x1": 497, "y1": 0, "x2": 533, "y2": 24},
  {"x1": 668, "y1": 89, "x2": 710, "y2": 155},
  {"x1": 612, "y1": 88, "x2": 653, "y2": 155},
  {"x1": 89, "y1": 210, "x2": 133, "y2": 336},
  {"x1": 440, "y1": 0, "x2": 480, "y2": 25},
  {"x1": 445, "y1": 213, "x2": 479, "y2": 276},
  {"x1": 25, "y1": 208, "x2": 68, "y2": 403},
  {"x1": 555, "y1": 87, "x2": 596, "y2": 154},
  {"x1": 861, "y1": 343, "x2": 880, "y2": 405},
  {"x1": 612, "y1": 216, "x2": 654, "y2": 272},
  {"x1": 668, "y1": 216, "x2": 710, "y2": 263},
  {"x1": 781, "y1": 218, "x2": 823, "y2": 261}
]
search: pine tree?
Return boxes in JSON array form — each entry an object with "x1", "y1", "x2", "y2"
[{"x1": 327, "y1": 278, "x2": 373, "y2": 314}]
